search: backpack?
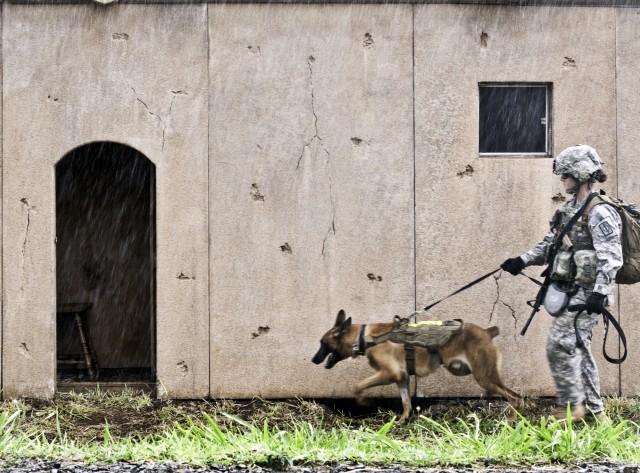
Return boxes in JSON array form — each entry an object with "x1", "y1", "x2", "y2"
[{"x1": 585, "y1": 193, "x2": 640, "y2": 285}]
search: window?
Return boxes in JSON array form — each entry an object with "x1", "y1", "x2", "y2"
[{"x1": 479, "y1": 84, "x2": 550, "y2": 155}]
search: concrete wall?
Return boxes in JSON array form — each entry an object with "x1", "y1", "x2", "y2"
[
  {"x1": 208, "y1": 4, "x2": 414, "y2": 398},
  {"x1": 414, "y1": 5, "x2": 618, "y2": 398},
  {"x1": 2, "y1": 3, "x2": 209, "y2": 398},
  {"x1": 1, "y1": 2, "x2": 639, "y2": 400},
  {"x1": 616, "y1": 7, "x2": 640, "y2": 398}
]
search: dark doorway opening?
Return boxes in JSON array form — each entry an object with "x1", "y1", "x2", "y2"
[{"x1": 56, "y1": 142, "x2": 156, "y2": 388}]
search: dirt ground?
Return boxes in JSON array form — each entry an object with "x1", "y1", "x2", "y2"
[{"x1": 5, "y1": 394, "x2": 577, "y2": 441}]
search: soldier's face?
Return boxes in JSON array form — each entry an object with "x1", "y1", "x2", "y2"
[{"x1": 561, "y1": 173, "x2": 576, "y2": 188}]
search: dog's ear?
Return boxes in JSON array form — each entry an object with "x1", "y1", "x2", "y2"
[
  {"x1": 335, "y1": 309, "x2": 346, "y2": 327},
  {"x1": 340, "y1": 317, "x2": 352, "y2": 334}
]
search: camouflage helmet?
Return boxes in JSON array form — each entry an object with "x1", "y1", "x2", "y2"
[{"x1": 553, "y1": 145, "x2": 603, "y2": 182}]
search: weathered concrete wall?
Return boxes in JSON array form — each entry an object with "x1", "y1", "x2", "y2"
[
  {"x1": 208, "y1": 4, "x2": 415, "y2": 398},
  {"x1": 616, "y1": 8, "x2": 640, "y2": 397},
  {"x1": 2, "y1": 3, "x2": 209, "y2": 398},
  {"x1": 1, "y1": 2, "x2": 639, "y2": 400},
  {"x1": 413, "y1": 4, "x2": 618, "y2": 399}
]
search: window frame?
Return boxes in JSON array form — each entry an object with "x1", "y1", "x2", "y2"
[{"x1": 478, "y1": 82, "x2": 552, "y2": 158}]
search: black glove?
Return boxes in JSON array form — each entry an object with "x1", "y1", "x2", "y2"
[
  {"x1": 586, "y1": 292, "x2": 607, "y2": 315},
  {"x1": 501, "y1": 257, "x2": 525, "y2": 275}
]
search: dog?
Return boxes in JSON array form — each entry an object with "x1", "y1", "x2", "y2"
[{"x1": 312, "y1": 309, "x2": 523, "y2": 422}]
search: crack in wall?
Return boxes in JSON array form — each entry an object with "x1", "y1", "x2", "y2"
[
  {"x1": 321, "y1": 216, "x2": 335, "y2": 256},
  {"x1": 491, "y1": 273, "x2": 517, "y2": 333},
  {"x1": 296, "y1": 55, "x2": 331, "y2": 170},
  {"x1": 296, "y1": 53, "x2": 336, "y2": 256},
  {"x1": 131, "y1": 86, "x2": 167, "y2": 151},
  {"x1": 20, "y1": 198, "x2": 33, "y2": 292}
]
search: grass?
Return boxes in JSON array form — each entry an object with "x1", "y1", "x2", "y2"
[{"x1": 0, "y1": 389, "x2": 639, "y2": 468}]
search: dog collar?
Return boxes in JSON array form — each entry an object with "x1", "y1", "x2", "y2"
[{"x1": 351, "y1": 324, "x2": 367, "y2": 357}]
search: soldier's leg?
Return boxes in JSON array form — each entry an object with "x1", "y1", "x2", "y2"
[
  {"x1": 546, "y1": 297, "x2": 588, "y2": 410},
  {"x1": 575, "y1": 308, "x2": 604, "y2": 415}
]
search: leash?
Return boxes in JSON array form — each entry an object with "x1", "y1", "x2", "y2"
[
  {"x1": 568, "y1": 304, "x2": 627, "y2": 364},
  {"x1": 417, "y1": 268, "x2": 502, "y2": 315},
  {"x1": 414, "y1": 267, "x2": 543, "y2": 318}
]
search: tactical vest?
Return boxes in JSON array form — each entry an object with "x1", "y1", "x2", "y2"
[
  {"x1": 365, "y1": 319, "x2": 463, "y2": 351},
  {"x1": 554, "y1": 202, "x2": 595, "y2": 252},
  {"x1": 550, "y1": 201, "x2": 597, "y2": 285}
]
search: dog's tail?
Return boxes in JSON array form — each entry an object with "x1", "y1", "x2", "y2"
[{"x1": 486, "y1": 326, "x2": 500, "y2": 339}]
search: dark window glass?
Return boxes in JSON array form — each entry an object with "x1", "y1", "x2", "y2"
[{"x1": 479, "y1": 85, "x2": 548, "y2": 154}]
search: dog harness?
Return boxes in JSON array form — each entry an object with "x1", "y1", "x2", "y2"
[{"x1": 352, "y1": 320, "x2": 464, "y2": 375}]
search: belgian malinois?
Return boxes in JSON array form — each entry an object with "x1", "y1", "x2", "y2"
[{"x1": 312, "y1": 309, "x2": 523, "y2": 422}]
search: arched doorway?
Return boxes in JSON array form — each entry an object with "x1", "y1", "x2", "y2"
[{"x1": 55, "y1": 142, "x2": 156, "y2": 388}]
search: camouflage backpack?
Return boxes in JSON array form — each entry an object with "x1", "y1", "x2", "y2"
[{"x1": 585, "y1": 193, "x2": 640, "y2": 285}]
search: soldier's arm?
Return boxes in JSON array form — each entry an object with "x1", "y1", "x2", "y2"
[
  {"x1": 519, "y1": 230, "x2": 555, "y2": 266},
  {"x1": 519, "y1": 211, "x2": 560, "y2": 266},
  {"x1": 588, "y1": 204, "x2": 623, "y2": 296}
]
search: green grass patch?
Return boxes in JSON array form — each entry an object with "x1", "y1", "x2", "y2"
[{"x1": 0, "y1": 391, "x2": 639, "y2": 468}]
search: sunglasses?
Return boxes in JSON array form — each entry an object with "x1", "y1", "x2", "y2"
[{"x1": 560, "y1": 173, "x2": 573, "y2": 180}]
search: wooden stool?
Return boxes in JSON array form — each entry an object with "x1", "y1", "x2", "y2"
[{"x1": 57, "y1": 302, "x2": 99, "y2": 379}]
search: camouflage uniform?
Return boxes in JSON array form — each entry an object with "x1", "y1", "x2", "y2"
[{"x1": 520, "y1": 198, "x2": 622, "y2": 414}]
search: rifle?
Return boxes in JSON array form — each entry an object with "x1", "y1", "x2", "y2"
[
  {"x1": 520, "y1": 269, "x2": 551, "y2": 336},
  {"x1": 519, "y1": 192, "x2": 598, "y2": 336}
]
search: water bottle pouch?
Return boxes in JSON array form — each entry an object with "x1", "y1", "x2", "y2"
[{"x1": 544, "y1": 282, "x2": 576, "y2": 316}]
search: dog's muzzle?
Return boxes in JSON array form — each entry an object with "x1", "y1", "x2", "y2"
[{"x1": 311, "y1": 342, "x2": 343, "y2": 369}]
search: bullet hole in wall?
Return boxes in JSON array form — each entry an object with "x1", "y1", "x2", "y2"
[
  {"x1": 280, "y1": 243, "x2": 292, "y2": 254},
  {"x1": 252, "y1": 326, "x2": 271, "y2": 339},
  {"x1": 364, "y1": 32, "x2": 374, "y2": 48},
  {"x1": 457, "y1": 165, "x2": 474, "y2": 178},
  {"x1": 250, "y1": 184, "x2": 265, "y2": 201},
  {"x1": 480, "y1": 31, "x2": 488, "y2": 48}
]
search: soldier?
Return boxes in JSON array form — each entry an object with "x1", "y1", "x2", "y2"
[{"x1": 501, "y1": 145, "x2": 622, "y2": 422}]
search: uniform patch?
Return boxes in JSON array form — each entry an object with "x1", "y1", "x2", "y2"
[{"x1": 597, "y1": 220, "x2": 614, "y2": 237}]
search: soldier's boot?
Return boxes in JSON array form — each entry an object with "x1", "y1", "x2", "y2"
[
  {"x1": 552, "y1": 404, "x2": 586, "y2": 423},
  {"x1": 585, "y1": 409, "x2": 606, "y2": 423}
]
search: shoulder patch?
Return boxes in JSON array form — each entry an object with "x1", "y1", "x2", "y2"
[{"x1": 597, "y1": 219, "x2": 614, "y2": 238}]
